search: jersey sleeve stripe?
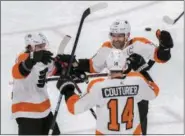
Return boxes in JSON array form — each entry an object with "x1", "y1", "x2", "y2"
[
  {"x1": 87, "y1": 78, "x2": 105, "y2": 93},
  {"x1": 17, "y1": 53, "x2": 29, "y2": 63},
  {"x1": 130, "y1": 37, "x2": 152, "y2": 44},
  {"x1": 12, "y1": 53, "x2": 29, "y2": 79},
  {"x1": 66, "y1": 94, "x2": 80, "y2": 114},
  {"x1": 12, "y1": 63, "x2": 27, "y2": 79},
  {"x1": 12, "y1": 99, "x2": 51, "y2": 113}
]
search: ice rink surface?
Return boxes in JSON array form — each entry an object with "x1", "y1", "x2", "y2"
[{"x1": 1, "y1": 1, "x2": 184, "y2": 135}]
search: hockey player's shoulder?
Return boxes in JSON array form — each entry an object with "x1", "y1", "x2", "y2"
[
  {"x1": 127, "y1": 72, "x2": 159, "y2": 96},
  {"x1": 101, "y1": 41, "x2": 112, "y2": 48},
  {"x1": 87, "y1": 78, "x2": 105, "y2": 93},
  {"x1": 15, "y1": 51, "x2": 29, "y2": 63},
  {"x1": 95, "y1": 41, "x2": 112, "y2": 55},
  {"x1": 130, "y1": 37, "x2": 152, "y2": 45},
  {"x1": 127, "y1": 72, "x2": 147, "y2": 81}
]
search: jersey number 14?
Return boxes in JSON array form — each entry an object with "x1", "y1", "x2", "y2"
[{"x1": 107, "y1": 97, "x2": 134, "y2": 131}]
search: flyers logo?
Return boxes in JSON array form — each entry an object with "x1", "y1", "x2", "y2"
[{"x1": 37, "y1": 68, "x2": 48, "y2": 88}]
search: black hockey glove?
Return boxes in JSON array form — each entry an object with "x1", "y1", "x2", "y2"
[
  {"x1": 156, "y1": 30, "x2": 173, "y2": 62},
  {"x1": 157, "y1": 30, "x2": 174, "y2": 49},
  {"x1": 54, "y1": 54, "x2": 78, "y2": 70},
  {"x1": 32, "y1": 50, "x2": 53, "y2": 64},
  {"x1": 55, "y1": 54, "x2": 77, "y2": 64},
  {"x1": 23, "y1": 50, "x2": 53, "y2": 70},
  {"x1": 77, "y1": 59, "x2": 91, "y2": 72},
  {"x1": 126, "y1": 53, "x2": 146, "y2": 72},
  {"x1": 56, "y1": 76, "x2": 75, "y2": 95},
  {"x1": 54, "y1": 54, "x2": 81, "y2": 76},
  {"x1": 25, "y1": 50, "x2": 53, "y2": 66}
]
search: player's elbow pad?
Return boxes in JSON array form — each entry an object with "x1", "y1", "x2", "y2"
[{"x1": 157, "y1": 47, "x2": 171, "y2": 62}]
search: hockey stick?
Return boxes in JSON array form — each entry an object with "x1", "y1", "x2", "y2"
[
  {"x1": 163, "y1": 11, "x2": 184, "y2": 25},
  {"x1": 49, "y1": 3, "x2": 108, "y2": 135},
  {"x1": 46, "y1": 63, "x2": 149, "y2": 82},
  {"x1": 48, "y1": 35, "x2": 71, "y2": 135},
  {"x1": 46, "y1": 73, "x2": 108, "y2": 82},
  {"x1": 57, "y1": 35, "x2": 71, "y2": 54}
]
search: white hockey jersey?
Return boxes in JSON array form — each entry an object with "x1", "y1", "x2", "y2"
[
  {"x1": 89, "y1": 37, "x2": 165, "y2": 73},
  {"x1": 65, "y1": 72, "x2": 159, "y2": 135},
  {"x1": 11, "y1": 52, "x2": 54, "y2": 119}
]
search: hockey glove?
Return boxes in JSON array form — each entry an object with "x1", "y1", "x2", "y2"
[
  {"x1": 157, "y1": 30, "x2": 174, "y2": 49},
  {"x1": 56, "y1": 76, "x2": 75, "y2": 95},
  {"x1": 54, "y1": 54, "x2": 78, "y2": 69},
  {"x1": 55, "y1": 54, "x2": 78, "y2": 65},
  {"x1": 23, "y1": 50, "x2": 53, "y2": 71},
  {"x1": 156, "y1": 30, "x2": 173, "y2": 62},
  {"x1": 54, "y1": 54, "x2": 79, "y2": 75},
  {"x1": 31, "y1": 50, "x2": 53, "y2": 65},
  {"x1": 126, "y1": 53, "x2": 146, "y2": 71}
]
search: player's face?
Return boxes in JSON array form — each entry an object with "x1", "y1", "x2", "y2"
[
  {"x1": 110, "y1": 33, "x2": 126, "y2": 49},
  {"x1": 34, "y1": 43, "x2": 46, "y2": 51}
]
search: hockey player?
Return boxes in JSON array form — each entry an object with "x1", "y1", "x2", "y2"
[
  {"x1": 11, "y1": 32, "x2": 65, "y2": 135},
  {"x1": 56, "y1": 49, "x2": 160, "y2": 135},
  {"x1": 62, "y1": 19, "x2": 173, "y2": 135}
]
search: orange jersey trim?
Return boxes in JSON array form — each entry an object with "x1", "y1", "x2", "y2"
[
  {"x1": 12, "y1": 63, "x2": 26, "y2": 79},
  {"x1": 154, "y1": 48, "x2": 166, "y2": 63},
  {"x1": 12, "y1": 53, "x2": 29, "y2": 79},
  {"x1": 12, "y1": 99, "x2": 51, "y2": 113},
  {"x1": 17, "y1": 53, "x2": 29, "y2": 63},
  {"x1": 101, "y1": 41, "x2": 112, "y2": 48},
  {"x1": 96, "y1": 130, "x2": 104, "y2": 135},
  {"x1": 87, "y1": 78, "x2": 105, "y2": 93},
  {"x1": 130, "y1": 37, "x2": 152, "y2": 45},
  {"x1": 89, "y1": 59, "x2": 97, "y2": 73},
  {"x1": 66, "y1": 94, "x2": 80, "y2": 114},
  {"x1": 133, "y1": 124, "x2": 142, "y2": 135},
  {"x1": 127, "y1": 72, "x2": 159, "y2": 96}
]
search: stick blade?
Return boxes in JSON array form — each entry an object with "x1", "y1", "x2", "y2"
[
  {"x1": 90, "y1": 2, "x2": 108, "y2": 13},
  {"x1": 57, "y1": 35, "x2": 71, "y2": 55},
  {"x1": 163, "y1": 15, "x2": 174, "y2": 24}
]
